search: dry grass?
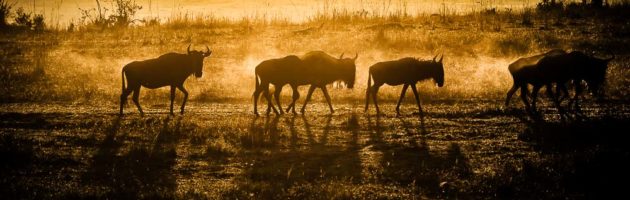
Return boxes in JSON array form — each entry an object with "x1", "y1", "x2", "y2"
[
  {"x1": 1, "y1": 102, "x2": 629, "y2": 199},
  {"x1": 1, "y1": 6, "x2": 628, "y2": 106}
]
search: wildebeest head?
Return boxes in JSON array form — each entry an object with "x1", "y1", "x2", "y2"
[
  {"x1": 338, "y1": 53, "x2": 358, "y2": 88},
  {"x1": 431, "y1": 54, "x2": 445, "y2": 87},
  {"x1": 187, "y1": 44, "x2": 212, "y2": 78},
  {"x1": 583, "y1": 52, "x2": 614, "y2": 96}
]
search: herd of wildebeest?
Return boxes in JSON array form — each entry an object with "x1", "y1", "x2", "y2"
[{"x1": 119, "y1": 45, "x2": 614, "y2": 119}]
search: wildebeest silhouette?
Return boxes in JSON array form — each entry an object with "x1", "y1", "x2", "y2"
[
  {"x1": 252, "y1": 55, "x2": 303, "y2": 116},
  {"x1": 506, "y1": 49, "x2": 613, "y2": 115},
  {"x1": 534, "y1": 51, "x2": 613, "y2": 112},
  {"x1": 365, "y1": 55, "x2": 445, "y2": 116},
  {"x1": 254, "y1": 51, "x2": 357, "y2": 115},
  {"x1": 120, "y1": 45, "x2": 212, "y2": 115},
  {"x1": 505, "y1": 49, "x2": 567, "y2": 110},
  {"x1": 290, "y1": 51, "x2": 357, "y2": 114}
]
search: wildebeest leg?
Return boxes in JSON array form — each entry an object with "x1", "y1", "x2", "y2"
[
  {"x1": 132, "y1": 87, "x2": 144, "y2": 115},
  {"x1": 300, "y1": 85, "x2": 317, "y2": 114},
  {"x1": 274, "y1": 85, "x2": 285, "y2": 114},
  {"x1": 253, "y1": 83, "x2": 264, "y2": 116},
  {"x1": 531, "y1": 85, "x2": 542, "y2": 114},
  {"x1": 320, "y1": 86, "x2": 334, "y2": 114},
  {"x1": 505, "y1": 83, "x2": 519, "y2": 107},
  {"x1": 169, "y1": 86, "x2": 176, "y2": 115},
  {"x1": 258, "y1": 81, "x2": 278, "y2": 115},
  {"x1": 557, "y1": 82, "x2": 570, "y2": 102},
  {"x1": 572, "y1": 82, "x2": 584, "y2": 114},
  {"x1": 365, "y1": 74, "x2": 372, "y2": 113},
  {"x1": 364, "y1": 85, "x2": 370, "y2": 112},
  {"x1": 177, "y1": 85, "x2": 189, "y2": 114},
  {"x1": 119, "y1": 87, "x2": 133, "y2": 115},
  {"x1": 546, "y1": 84, "x2": 565, "y2": 118},
  {"x1": 371, "y1": 84, "x2": 382, "y2": 115},
  {"x1": 263, "y1": 87, "x2": 279, "y2": 115},
  {"x1": 286, "y1": 85, "x2": 300, "y2": 114},
  {"x1": 410, "y1": 84, "x2": 423, "y2": 117},
  {"x1": 519, "y1": 85, "x2": 531, "y2": 113},
  {"x1": 396, "y1": 84, "x2": 409, "y2": 116}
]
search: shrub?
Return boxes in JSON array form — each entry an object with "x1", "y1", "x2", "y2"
[
  {"x1": 0, "y1": 0, "x2": 13, "y2": 28},
  {"x1": 14, "y1": 7, "x2": 31, "y2": 28},
  {"x1": 79, "y1": 0, "x2": 142, "y2": 29},
  {"x1": 33, "y1": 14, "x2": 44, "y2": 31},
  {"x1": 109, "y1": 0, "x2": 142, "y2": 27}
]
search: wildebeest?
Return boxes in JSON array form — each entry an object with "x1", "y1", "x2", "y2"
[
  {"x1": 252, "y1": 55, "x2": 303, "y2": 116},
  {"x1": 253, "y1": 51, "x2": 357, "y2": 115},
  {"x1": 505, "y1": 49, "x2": 567, "y2": 110},
  {"x1": 364, "y1": 55, "x2": 445, "y2": 116},
  {"x1": 120, "y1": 45, "x2": 212, "y2": 115},
  {"x1": 533, "y1": 50, "x2": 613, "y2": 112},
  {"x1": 290, "y1": 51, "x2": 357, "y2": 114},
  {"x1": 505, "y1": 49, "x2": 613, "y2": 115}
]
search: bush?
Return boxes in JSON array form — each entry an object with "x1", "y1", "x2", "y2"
[
  {"x1": 14, "y1": 7, "x2": 31, "y2": 28},
  {"x1": 0, "y1": 0, "x2": 13, "y2": 28},
  {"x1": 33, "y1": 14, "x2": 44, "y2": 31},
  {"x1": 110, "y1": 0, "x2": 142, "y2": 27},
  {"x1": 11, "y1": 7, "x2": 44, "y2": 31},
  {"x1": 79, "y1": 0, "x2": 142, "y2": 29}
]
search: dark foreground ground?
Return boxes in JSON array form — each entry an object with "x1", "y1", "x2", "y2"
[{"x1": 1, "y1": 100, "x2": 630, "y2": 199}]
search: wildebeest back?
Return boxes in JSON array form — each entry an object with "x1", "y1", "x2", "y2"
[
  {"x1": 255, "y1": 55, "x2": 304, "y2": 85},
  {"x1": 370, "y1": 58, "x2": 437, "y2": 85},
  {"x1": 300, "y1": 51, "x2": 355, "y2": 86},
  {"x1": 124, "y1": 53, "x2": 196, "y2": 89}
]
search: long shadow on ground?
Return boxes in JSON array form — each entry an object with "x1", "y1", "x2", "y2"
[
  {"x1": 81, "y1": 116, "x2": 180, "y2": 199},
  {"x1": 484, "y1": 116, "x2": 630, "y2": 199}
]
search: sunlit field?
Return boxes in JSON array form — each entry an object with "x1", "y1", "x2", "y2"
[{"x1": 2, "y1": 0, "x2": 630, "y2": 199}]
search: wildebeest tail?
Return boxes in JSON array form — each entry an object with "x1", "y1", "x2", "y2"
[
  {"x1": 121, "y1": 68, "x2": 126, "y2": 94},
  {"x1": 120, "y1": 65, "x2": 127, "y2": 104},
  {"x1": 365, "y1": 71, "x2": 372, "y2": 110},
  {"x1": 254, "y1": 71, "x2": 260, "y2": 97},
  {"x1": 367, "y1": 72, "x2": 372, "y2": 90}
]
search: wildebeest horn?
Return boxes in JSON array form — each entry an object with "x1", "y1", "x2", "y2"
[
  {"x1": 339, "y1": 53, "x2": 345, "y2": 59},
  {"x1": 605, "y1": 50, "x2": 615, "y2": 61},
  {"x1": 205, "y1": 45, "x2": 211, "y2": 56},
  {"x1": 187, "y1": 44, "x2": 192, "y2": 54},
  {"x1": 438, "y1": 54, "x2": 444, "y2": 63},
  {"x1": 353, "y1": 53, "x2": 358, "y2": 60},
  {"x1": 433, "y1": 54, "x2": 438, "y2": 61}
]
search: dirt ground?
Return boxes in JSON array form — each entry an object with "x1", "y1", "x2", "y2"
[{"x1": 2, "y1": 100, "x2": 630, "y2": 199}]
